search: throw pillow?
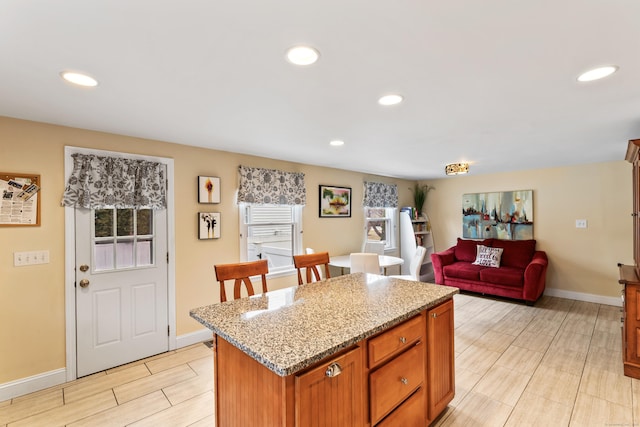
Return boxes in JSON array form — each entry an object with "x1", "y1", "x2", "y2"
[{"x1": 472, "y1": 245, "x2": 504, "y2": 268}]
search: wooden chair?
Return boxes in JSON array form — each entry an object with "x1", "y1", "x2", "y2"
[
  {"x1": 293, "y1": 252, "x2": 331, "y2": 285},
  {"x1": 214, "y1": 259, "x2": 269, "y2": 302}
]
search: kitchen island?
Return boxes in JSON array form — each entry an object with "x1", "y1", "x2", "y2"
[{"x1": 190, "y1": 272, "x2": 458, "y2": 427}]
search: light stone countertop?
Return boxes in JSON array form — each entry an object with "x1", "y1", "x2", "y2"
[{"x1": 189, "y1": 273, "x2": 458, "y2": 376}]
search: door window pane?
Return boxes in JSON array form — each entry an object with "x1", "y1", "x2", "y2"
[
  {"x1": 92, "y1": 208, "x2": 155, "y2": 271},
  {"x1": 137, "y1": 209, "x2": 152, "y2": 235},
  {"x1": 117, "y1": 209, "x2": 134, "y2": 236},
  {"x1": 116, "y1": 240, "x2": 135, "y2": 268},
  {"x1": 94, "y1": 209, "x2": 113, "y2": 238},
  {"x1": 94, "y1": 241, "x2": 114, "y2": 271},
  {"x1": 137, "y1": 239, "x2": 153, "y2": 266}
]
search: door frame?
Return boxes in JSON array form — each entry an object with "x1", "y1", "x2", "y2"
[{"x1": 64, "y1": 146, "x2": 176, "y2": 381}]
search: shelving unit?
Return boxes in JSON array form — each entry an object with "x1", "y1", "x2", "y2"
[{"x1": 400, "y1": 210, "x2": 435, "y2": 282}]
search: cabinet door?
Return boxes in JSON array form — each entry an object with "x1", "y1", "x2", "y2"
[
  {"x1": 626, "y1": 284, "x2": 640, "y2": 365},
  {"x1": 426, "y1": 299, "x2": 455, "y2": 421},
  {"x1": 295, "y1": 347, "x2": 363, "y2": 427},
  {"x1": 376, "y1": 387, "x2": 425, "y2": 427}
]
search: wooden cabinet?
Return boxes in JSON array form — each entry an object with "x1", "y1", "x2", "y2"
[
  {"x1": 296, "y1": 347, "x2": 364, "y2": 427},
  {"x1": 213, "y1": 299, "x2": 454, "y2": 426},
  {"x1": 369, "y1": 314, "x2": 427, "y2": 425},
  {"x1": 426, "y1": 298, "x2": 455, "y2": 422},
  {"x1": 620, "y1": 138, "x2": 640, "y2": 379}
]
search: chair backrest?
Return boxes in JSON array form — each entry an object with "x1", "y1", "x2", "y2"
[
  {"x1": 350, "y1": 253, "x2": 381, "y2": 274},
  {"x1": 293, "y1": 252, "x2": 331, "y2": 285},
  {"x1": 214, "y1": 259, "x2": 269, "y2": 302},
  {"x1": 363, "y1": 241, "x2": 385, "y2": 255},
  {"x1": 409, "y1": 246, "x2": 427, "y2": 280}
]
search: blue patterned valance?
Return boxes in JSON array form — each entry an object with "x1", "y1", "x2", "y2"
[
  {"x1": 363, "y1": 181, "x2": 398, "y2": 208},
  {"x1": 62, "y1": 153, "x2": 167, "y2": 209},
  {"x1": 238, "y1": 165, "x2": 306, "y2": 206}
]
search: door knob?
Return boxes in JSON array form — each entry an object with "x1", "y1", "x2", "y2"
[
  {"x1": 79, "y1": 279, "x2": 90, "y2": 288},
  {"x1": 79, "y1": 264, "x2": 89, "y2": 272}
]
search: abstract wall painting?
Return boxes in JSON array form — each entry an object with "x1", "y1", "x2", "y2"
[{"x1": 462, "y1": 190, "x2": 533, "y2": 240}]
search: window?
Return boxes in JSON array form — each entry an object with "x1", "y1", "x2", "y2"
[
  {"x1": 93, "y1": 208, "x2": 155, "y2": 271},
  {"x1": 365, "y1": 207, "x2": 397, "y2": 250},
  {"x1": 239, "y1": 204, "x2": 303, "y2": 274}
]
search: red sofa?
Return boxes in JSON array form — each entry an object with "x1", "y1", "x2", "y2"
[{"x1": 431, "y1": 238, "x2": 548, "y2": 305}]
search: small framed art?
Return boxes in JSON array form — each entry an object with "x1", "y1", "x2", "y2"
[
  {"x1": 198, "y1": 176, "x2": 220, "y2": 203},
  {"x1": 199, "y1": 212, "x2": 221, "y2": 239},
  {"x1": 319, "y1": 185, "x2": 352, "y2": 218}
]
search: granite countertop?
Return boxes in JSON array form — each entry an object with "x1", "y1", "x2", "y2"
[{"x1": 189, "y1": 273, "x2": 458, "y2": 376}]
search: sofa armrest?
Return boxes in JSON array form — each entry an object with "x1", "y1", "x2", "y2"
[
  {"x1": 430, "y1": 247, "x2": 456, "y2": 284},
  {"x1": 523, "y1": 251, "x2": 548, "y2": 302}
]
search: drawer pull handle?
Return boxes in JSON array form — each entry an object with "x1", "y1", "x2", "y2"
[
  {"x1": 432, "y1": 313, "x2": 437, "y2": 318},
  {"x1": 400, "y1": 377, "x2": 409, "y2": 385},
  {"x1": 325, "y1": 363, "x2": 342, "y2": 378},
  {"x1": 399, "y1": 337, "x2": 406, "y2": 344}
]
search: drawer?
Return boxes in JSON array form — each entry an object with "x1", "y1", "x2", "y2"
[
  {"x1": 370, "y1": 342, "x2": 425, "y2": 424},
  {"x1": 368, "y1": 315, "x2": 424, "y2": 367},
  {"x1": 376, "y1": 387, "x2": 425, "y2": 427}
]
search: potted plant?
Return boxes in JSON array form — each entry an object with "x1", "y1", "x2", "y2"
[{"x1": 409, "y1": 183, "x2": 433, "y2": 218}]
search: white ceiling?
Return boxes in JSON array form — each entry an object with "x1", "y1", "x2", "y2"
[{"x1": 2, "y1": 1, "x2": 639, "y2": 179}]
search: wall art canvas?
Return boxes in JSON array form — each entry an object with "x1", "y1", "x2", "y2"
[
  {"x1": 319, "y1": 185, "x2": 351, "y2": 217},
  {"x1": 462, "y1": 190, "x2": 533, "y2": 240},
  {"x1": 198, "y1": 176, "x2": 220, "y2": 203},
  {"x1": 199, "y1": 212, "x2": 220, "y2": 239}
]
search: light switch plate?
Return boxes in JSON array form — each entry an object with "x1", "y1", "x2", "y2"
[{"x1": 575, "y1": 219, "x2": 588, "y2": 229}]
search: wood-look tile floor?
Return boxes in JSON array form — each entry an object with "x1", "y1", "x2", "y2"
[{"x1": 0, "y1": 293, "x2": 635, "y2": 426}]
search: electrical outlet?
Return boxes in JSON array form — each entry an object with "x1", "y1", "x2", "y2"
[{"x1": 576, "y1": 219, "x2": 588, "y2": 229}]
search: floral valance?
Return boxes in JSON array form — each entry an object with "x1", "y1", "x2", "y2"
[
  {"x1": 61, "y1": 153, "x2": 167, "y2": 209},
  {"x1": 363, "y1": 181, "x2": 398, "y2": 208},
  {"x1": 237, "y1": 165, "x2": 306, "y2": 206}
]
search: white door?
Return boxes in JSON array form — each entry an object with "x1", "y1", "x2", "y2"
[{"x1": 75, "y1": 206, "x2": 168, "y2": 377}]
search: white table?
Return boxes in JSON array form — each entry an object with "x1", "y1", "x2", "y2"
[{"x1": 329, "y1": 254, "x2": 404, "y2": 275}]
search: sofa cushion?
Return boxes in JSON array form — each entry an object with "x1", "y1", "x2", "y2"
[
  {"x1": 472, "y1": 245, "x2": 504, "y2": 268},
  {"x1": 454, "y1": 238, "x2": 493, "y2": 262},
  {"x1": 443, "y1": 262, "x2": 486, "y2": 281},
  {"x1": 479, "y1": 266, "x2": 524, "y2": 287},
  {"x1": 490, "y1": 239, "x2": 536, "y2": 269}
]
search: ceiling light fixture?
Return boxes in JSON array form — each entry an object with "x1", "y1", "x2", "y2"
[
  {"x1": 286, "y1": 46, "x2": 320, "y2": 66},
  {"x1": 378, "y1": 94, "x2": 403, "y2": 106},
  {"x1": 60, "y1": 71, "x2": 98, "y2": 87},
  {"x1": 445, "y1": 163, "x2": 469, "y2": 176},
  {"x1": 577, "y1": 65, "x2": 618, "y2": 82},
  {"x1": 329, "y1": 140, "x2": 344, "y2": 147}
]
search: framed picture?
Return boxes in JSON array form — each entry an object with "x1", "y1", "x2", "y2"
[
  {"x1": 198, "y1": 176, "x2": 220, "y2": 203},
  {"x1": 462, "y1": 190, "x2": 533, "y2": 240},
  {"x1": 199, "y1": 212, "x2": 221, "y2": 239},
  {"x1": 319, "y1": 185, "x2": 351, "y2": 218},
  {"x1": 0, "y1": 172, "x2": 41, "y2": 226}
]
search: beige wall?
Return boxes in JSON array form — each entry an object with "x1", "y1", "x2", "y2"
[
  {"x1": 0, "y1": 116, "x2": 632, "y2": 386},
  {"x1": 0, "y1": 116, "x2": 415, "y2": 384},
  {"x1": 423, "y1": 161, "x2": 632, "y2": 298}
]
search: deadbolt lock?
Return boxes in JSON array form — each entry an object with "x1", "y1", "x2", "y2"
[{"x1": 79, "y1": 264, "x2": 89, "y2": 272}]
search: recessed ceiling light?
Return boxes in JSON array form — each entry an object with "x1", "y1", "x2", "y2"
[
  {"x1": 60, "y1": 71, "x2": 98, "y2": 87},
  {"x1": 378, "y1": 94, "x2": 403, "y2": 106},
  {"x1": 577, "y1": 66, "x2": 618, "y2": 82},
  {"x1": 329, "y1": 140, "x2": 344, "y2": 147},
  {"x1": 285, "y1": 46, "x2": 320, "y2": 66}
]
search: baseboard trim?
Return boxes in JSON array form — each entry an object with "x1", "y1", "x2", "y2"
[
  {"x1": 1, "y1": 330, "x2": 213, "y2": 401},
  {"x1": 176, "y1": 328, "x2": 213, "y2": 348},
  {"x1": 0, "y1": 368, "x2": 66, "y2": 402},
  {"x1": 544, "y1": 288, "x2": 622, "y2": 307}
]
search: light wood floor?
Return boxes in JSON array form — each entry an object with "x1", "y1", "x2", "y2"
[{"x1": 0, "y1": 293, "x2": 635, "y2": 426}]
